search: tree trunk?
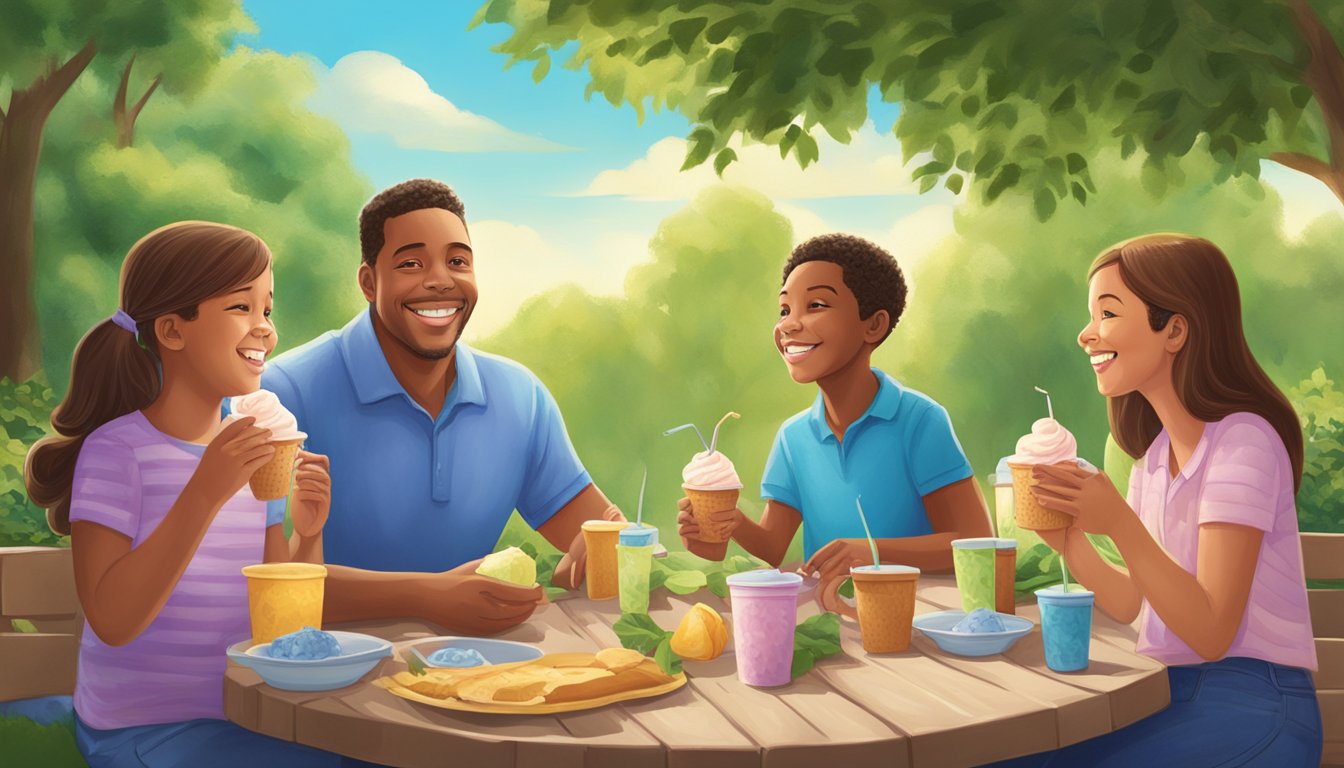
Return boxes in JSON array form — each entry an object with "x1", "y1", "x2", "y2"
[
  {"x1": 113, "y1": 55, "x2": 161, "y2": 149},
  {"x1": 0, "y1": 40, "x2": 97, "y2": 381},
  {"x1": 1276, "y1": 0, "x2": 1344, "y2": 206}
]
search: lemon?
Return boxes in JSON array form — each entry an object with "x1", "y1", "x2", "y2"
[{"x1": 476, "y1": 547, "x2": 537, "y2": 586}]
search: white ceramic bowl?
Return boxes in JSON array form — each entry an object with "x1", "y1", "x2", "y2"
[
  {"x1": 226, "y1": 630, "x2": 393, "y2": 691},
  {"x1": 912, "y1": 610, "x2": 1034, "y2": 657},
  {"x1": 404, "y1": 636, "x2": 544, "y2": 669}
]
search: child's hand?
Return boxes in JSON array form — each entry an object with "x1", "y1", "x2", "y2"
[
  {"x1": 804, "y1": 538, "x2": 872, "y2": 584},
  {"x1": 193, "y1": 416, "x2": 273, "y2": 503},
  {"x1": 290, "y1": 450, "x2": 330, "y2": 539}
]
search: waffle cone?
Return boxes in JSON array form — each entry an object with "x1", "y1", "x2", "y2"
[
  {"x1": 1009, "y1": 462, "x2": 1075, "y2": 531},
  {"x1": 683, "y1": 487, "x2": 739, "y2": 543},
  {"x1": 249, "y1": 439, "x2": 303, "y2": 501},
  {"x1": 853, "y1": 574, "x2": 917, "y2": 653}
]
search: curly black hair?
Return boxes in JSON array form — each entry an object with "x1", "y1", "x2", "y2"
[
  {"x1": 358, "y1": 179, "x2": 466, "y2": 265},
  {"x1": 782, "y1": 233, "x2": 907, "y2": 345}
]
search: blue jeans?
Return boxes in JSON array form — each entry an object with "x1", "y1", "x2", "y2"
[
  {"x1": 987, "y1": 656, "x2": 1323, "y2": 767},
  {"x1": 75, "y1": 715, "x2": 351, "y2": 768}
]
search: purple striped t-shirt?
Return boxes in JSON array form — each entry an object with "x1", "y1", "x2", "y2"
[{"x1": 69, "y1": 410, "x2": 280, "y2": 729}]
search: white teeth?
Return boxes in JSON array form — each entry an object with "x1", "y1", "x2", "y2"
[
  {"x1": 1090, "y1": 352, "x2": 1117, "y2": 365},
  {"x1": 240, "y1": 350, "x2": 264, "y2": 363},
  {"x1": 785, "y1": 344, "x2": 817, "y2": 355},
  {"x1": 411, "y1": 307, "x2": 459, "y2": 318}
]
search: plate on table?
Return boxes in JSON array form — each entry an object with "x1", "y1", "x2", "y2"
[
  {"x1": 913, "y1": 611, "x2": 1034, "y2": 657},
  {"x1": 404, "y1": 636, "x2": 545, "y2": 669},
  {"x1": 226, "y1": 631, "x2": 393, "y2": 691}
]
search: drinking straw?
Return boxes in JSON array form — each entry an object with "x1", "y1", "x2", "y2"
[
  {"x1": 708, "y1": 411, "x2": 740, "y2": 454},
  {"x1": 855, "y1": 497, "x2": 881, "y2": 568},
  {"x1": 1061, "y1": 538, "x2": 1071, "y2": 592},
  {"x1": 663, "y1": 423, "x2": 708, "y2": 451},
  {"x1": 1034, "y1": 386, "x2": 1054, "y2": 419},
  {"x1": 636, "y1": 467, "x2": 648, "y2": 527}
]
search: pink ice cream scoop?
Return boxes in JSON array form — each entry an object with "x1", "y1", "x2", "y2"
[
  {"x1": 230, "y1": 390, "x2": 306, "y2": 442},
  {"x1": 1008, "y1": 418, "x2": 1077, "y2": 465},
  {"x1": 682, "y1": 450, "x2": 744, "y2": 490}
]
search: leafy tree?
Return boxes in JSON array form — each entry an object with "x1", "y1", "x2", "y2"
[
  {"x1": 476, "y1": 0, "x2": 1344, "y2": 219},
  {"x1": 0, "y1": 0, "x2": 252, "y2": 381}
]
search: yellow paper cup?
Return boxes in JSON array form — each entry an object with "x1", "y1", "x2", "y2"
[
  {"x1": 241, "y1": 563, "x2": 327, "y2": 644},
  {"x1": 1008, "y1": 462, "x2": 1075, "y2": 531},
  {"x1": 249, "y1": 438, "x2": 303, "y2": 501},
  {"x1": 682, "y1": 486, "x2": 740, "y2": 543},
  {"x1": 581, "y1": 520, "x2": 629, "y2": 600}
]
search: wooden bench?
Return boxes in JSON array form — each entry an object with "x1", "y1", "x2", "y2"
[
  {"x1": 0, "y1": 546, "x2": 81, "y2": 703},
  {"x1": 1305, "y1": 532, "x2": 1344, "y2": 767}
]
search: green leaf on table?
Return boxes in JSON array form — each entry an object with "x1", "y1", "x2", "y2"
[
  {"x1": 794, "y1": 612, "x2": 841, "y2": 657},
  {"x1": 402, "y1": 649, "x2": 427, "y2": 677},
  {"x1": 791, "y1": 648, "x2": 816, "y2": 679},
  {"x1": 837, "y1": 577, "x2": 854, "y2": 600},
  {"x1": 613, "y1": 613, "x2": 668, "y2": 655},
  {"x1": 648, "y1": 566, "x2": 669, "y2": 592},
  {"x1": 664, "y1": 570, "x2": 707, "y2": 595},
  {"x1": 654, "y1": 635, "x2": 684, "y2": 676},
  {"x1": 544, "y1": 585, "x2": 570, "y2": 601},
  {"x1": 10, "y1": 619, "x2": 37, "y2": 633},
  {"x1": 706, "y1": 571, "x2": 729, "y2": 598}
]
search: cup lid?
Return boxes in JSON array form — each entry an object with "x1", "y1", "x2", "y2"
[
  {"x1": 1035, "y1": 585, "x2": 1095, "y2": 601},
  {"x1": 951, "y1": 537, "x2": 998, "y2": 549},
  {"x1": 726, "y1": 568, "x2": 802, "y2": 587},
  {"x1": 581, "y1": 520, "x2": 629, "y2": 532},
  {"x1": 850, "y1": 564, "x2": 919, "y2": 576},
  {"x1": 619, "y1": 524, "x2": 659, "y2": 546},
  {"x1": 994, "y1": 538, "x2": 1018, "y2": 549},
  {"x1": 995, "y1": 457, "x2": 1014, "y2": 484},
  {"x1": 241, "y1": 563, "x2": 327, "y2": 579}
]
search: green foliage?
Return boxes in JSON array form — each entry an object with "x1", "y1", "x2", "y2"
[
  {"x1": 791, "y1": 612, "x2": 842, "y2": 679},
  {"x1": 613, "y1": 612, "x2": 681, "y2": 675},
  {"x1": 0, "y1": 717, "x2": 84, "y2": 768},
  {"x1": 0, "y1": 374, "x2": 64, "y2": 547},
  {"x1": 476, "y1": 0, "x2": 1338, "y2": 217},
  {"x1": 1290, "y1": 368, "x2": 1344, "y2": 532}
]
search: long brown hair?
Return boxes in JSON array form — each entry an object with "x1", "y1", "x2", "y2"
[
  {"x1": 25, "y1": 221, "x2": 272, "y2": 534},
  {"x1": 1090, "y1": 234, "x2": 1303, "y2": 490}
]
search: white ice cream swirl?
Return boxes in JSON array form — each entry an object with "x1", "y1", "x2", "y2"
[
  {"x1": 682, "y1": 449, "x2": 744, "y2": 490},
  {"x1": 1009, "y1": 418, "x2": 1077, "y2": 465},
  {"x1": 230, "y1": 390, "x2": 306, "y2": 442}
]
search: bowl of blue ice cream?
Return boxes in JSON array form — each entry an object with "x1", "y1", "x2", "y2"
[
  {"x1": 226, "y1": 628, "x2": 393, "y2": 691},
  {"x1": 404, "y1": 636, "x2": 544, "y2": 669},
  {"x1": 912, "y1": 608, "x2": 1034, "y2": 657}
]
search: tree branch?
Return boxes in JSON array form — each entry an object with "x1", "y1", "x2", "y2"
[
  {"x1": 1290, "y1": 0, "x2": 1344, "y2": 171},
  {"x1": 34, "y1": 39, "x2": 98, "y2": 114},
  {"x1": 114, "y1": 55, "x2": 134, "y2": 126},
  {"x1": 114, "y1": 55, "x2": 160, "y2": 148},
  {"x1": 1270, "y1": 151, "x2": 1344, "y2": 203},
  {"x1": 130, "y1": 75, "x2": 162, "y2": 124}
]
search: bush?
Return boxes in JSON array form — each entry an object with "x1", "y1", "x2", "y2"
[
  {"x1": 0, "y1": 374, "x2": 64, "y2": 548},
  {"x1": 1291, "y1": 368, "x2": 1344, "y2": 533}
]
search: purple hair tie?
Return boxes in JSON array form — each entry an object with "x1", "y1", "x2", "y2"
[{"x1": 110, "y1": 309, "x2": 139, "y2": 337}]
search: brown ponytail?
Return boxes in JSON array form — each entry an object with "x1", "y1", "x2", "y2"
[{"x1": 24, "y1": 221, "x2": 271, "y2": 534}]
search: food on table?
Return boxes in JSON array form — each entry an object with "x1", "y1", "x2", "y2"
[
  {"x1": 475, "y1": 546, "x2": 537, "y2": 587},
  {"x1": 952, "y1": 608, "x2": 1007, "y2": 634},
  {"x1": 230, "y1": 389, "x2": 307, "y2": 500},
  {"x1": 383, "y1": 649, "x2": 680, "y2": 709},
  {"x1": 1006, "y1": 417, "x2": 1080, "y2": 530},
  {"x1": 426, "y1": 647, "x2": 488, "y2": 668},
  {"x1": 268, "y1": 626, "x2": 342, "y2": 659},
  {"x1": 669, "y1": 602, "x2": 728, "y2": 661}
]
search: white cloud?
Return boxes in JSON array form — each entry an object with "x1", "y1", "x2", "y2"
[
  {"x1": 580, "y1": 123, "x2": 921, "y2": 201},
  {"x1": 309, "y1": 51, "x2": 569, "y2": 153}
]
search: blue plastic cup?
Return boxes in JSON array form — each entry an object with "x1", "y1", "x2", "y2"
[{"x1": 1035, "y1": 586, "x2": 1093, "y2": 672}]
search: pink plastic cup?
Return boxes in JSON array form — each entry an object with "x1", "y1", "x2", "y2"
[{"x1": 726, "y1": 569, "x2": 803, "y2": 687}]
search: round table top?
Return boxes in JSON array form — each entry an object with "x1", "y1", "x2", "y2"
[{"x1": 224, "y1": 574, "x2": 1169, "y2": 768}]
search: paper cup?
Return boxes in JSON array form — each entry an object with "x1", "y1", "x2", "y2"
[
  {"x1": 683, "y1": 486, "x2": 739, "y2": 543},
  {"x1": 582, "y1": 520, "x2": 628, "y2": 600},
  {"x1": 249, "y1": 438, "x2": 303, "y2": 501},
  {"x1": 1008, "y1": 462, "x2": 1075, "y2": 531},
  {"x1": 850, "y1": 565, "x2": 920, "y2": 653},
  {"x1": 241, "y1": 563, "x2": 327, "y2": 645}
]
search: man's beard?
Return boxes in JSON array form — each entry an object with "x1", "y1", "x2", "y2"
[{"x1": 406, "y1": 324, "x2": 463, "y2": 360}]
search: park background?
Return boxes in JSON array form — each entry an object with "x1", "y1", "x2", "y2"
[{"x1": 1, "y1": 1, "x2": 1343, "y2": 761}]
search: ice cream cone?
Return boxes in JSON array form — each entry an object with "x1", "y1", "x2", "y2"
[
  {"x1": 1008, "y1": 462, "x2": 1074, "y2": 531},
  {"x1": 250, "y1": 438, "x2": 303, "y2": 501},
  {"x1": 683, "y1": 486, "x2": 739, "y2": 543}
]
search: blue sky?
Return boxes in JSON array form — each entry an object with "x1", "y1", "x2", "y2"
[{"x1": 238, "y1": 1, "x2": 1338, "y2": 337}]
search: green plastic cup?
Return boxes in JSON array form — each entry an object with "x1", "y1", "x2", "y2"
[{"x1": 952, "y1": 538, "x2": 997, "y2": 612}]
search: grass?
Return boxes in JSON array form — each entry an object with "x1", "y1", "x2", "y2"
[{"x1": 0, "y1": 717, "x2": 86, "y2": 767}]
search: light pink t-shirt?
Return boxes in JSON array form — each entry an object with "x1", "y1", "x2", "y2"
[{"x1": 1129, "y1": 412, "x2": 1316, "y2": 670}]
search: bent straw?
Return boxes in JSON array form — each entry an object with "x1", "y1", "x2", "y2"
[
  {"x1": 663, "y1": 423, "x2": 708, "y2": 452},
  {"x1": 855, "y1": 497, "x2": 881, "y2": 568},
  {"x1": 709, "y1": 411, "x2": 740, "y2": 454},
  {"x1": 1034, "y1": 386, "x2": 1054, "y2": 419},
  {"x1": 636, "y1": 467, "x2": 648, "y2": 527}
]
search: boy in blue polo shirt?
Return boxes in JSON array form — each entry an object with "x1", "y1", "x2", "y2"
[{"x1": 678, "y1": 234, "x2": 991, "y2": 596}]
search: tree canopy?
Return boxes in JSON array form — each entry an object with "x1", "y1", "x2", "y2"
[{"x1": 476, "y1": 0, "x2": 1344, "y2": 216}]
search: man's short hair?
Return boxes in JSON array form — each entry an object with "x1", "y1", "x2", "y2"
[
  {"x1": 782, "y1": 233, "x2": 908, "y2": 344},
  {"x1": 359, "y1": 179, "x2": 466, "y2": 265}
]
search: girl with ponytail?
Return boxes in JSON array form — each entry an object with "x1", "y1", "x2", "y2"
[{"x1": 25, "y1": 221, "x2": 340, "y2": 767}]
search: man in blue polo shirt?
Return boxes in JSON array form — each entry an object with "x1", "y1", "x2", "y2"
[
  {"x1": 263, "y1": 179, "x2": 622, "y2": 635},
  {"x1": 677, "y1": 234, "x2": 992, "y2": 601}
]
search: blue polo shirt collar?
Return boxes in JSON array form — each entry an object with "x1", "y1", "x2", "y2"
[
  {"x1": 339, "y1": 308, "x2": 486, "y2": 414},
  {"x1": 807, "y1": 369, "x2": 904, "y2": 442}
]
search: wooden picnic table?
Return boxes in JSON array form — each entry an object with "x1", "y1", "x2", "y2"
[{"x1": 223, "y1": 575, "x2": 1170, "y2": 768}]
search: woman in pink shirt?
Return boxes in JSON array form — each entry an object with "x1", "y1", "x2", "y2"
[{"x1": 993, "y1": 234, "x2": 1322, "y2": 766}]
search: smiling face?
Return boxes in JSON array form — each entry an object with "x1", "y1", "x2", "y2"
[
  {"x1": 1077, "y1": 263, "x2": 1184, "y2": 398},
  {"x1": 775, "y1": 260, "x2": 887, "y2": 384},
  {"x1": 168, "y1": 266, "x2": 276, "y2": 397},
  {"x1": 359, "y1": 207, "x2": 476, "y2": 360}
]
